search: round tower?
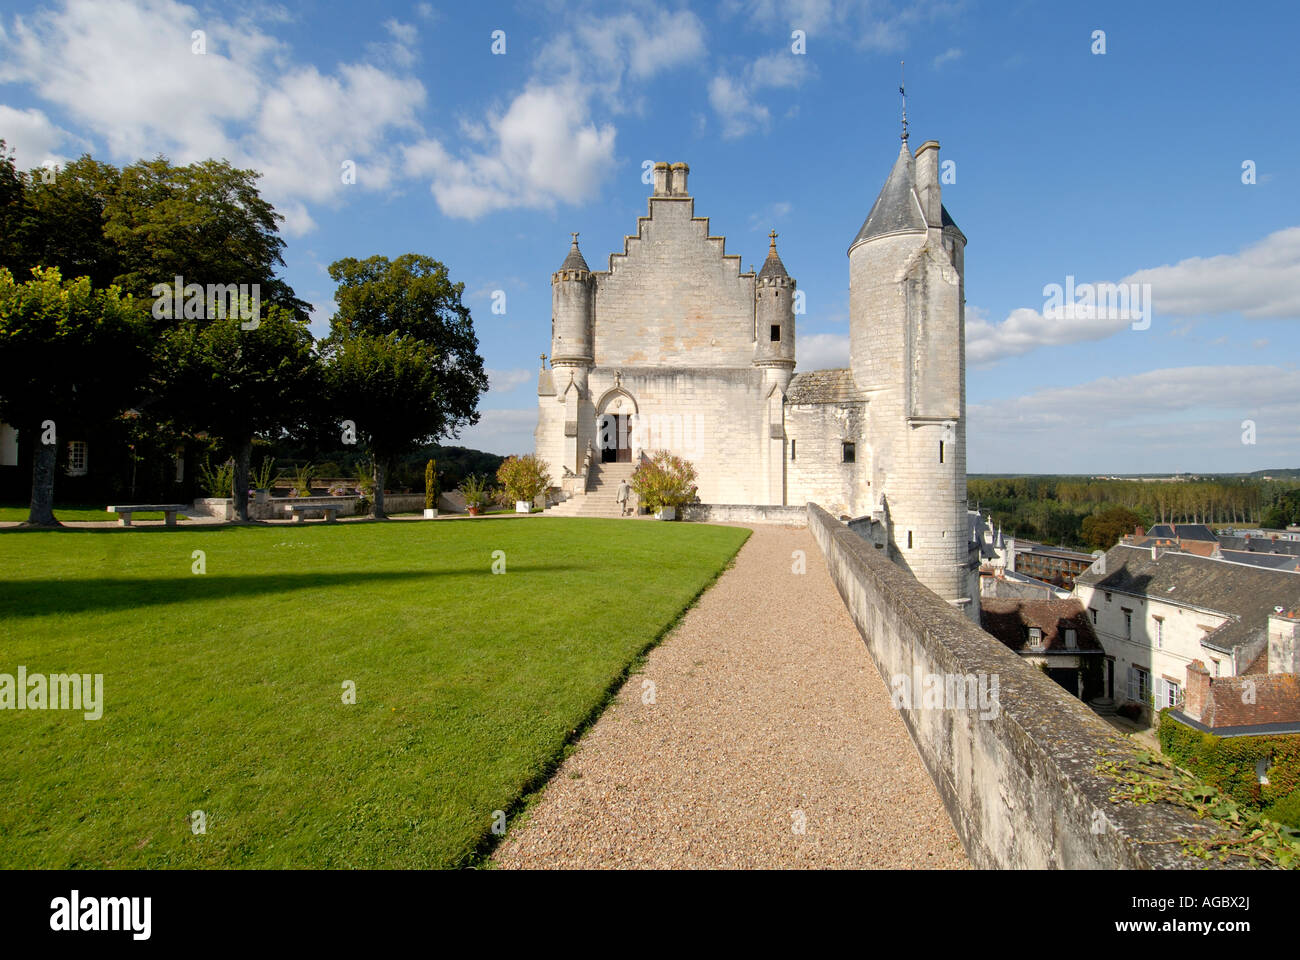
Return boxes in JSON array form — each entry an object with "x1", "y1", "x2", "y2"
[
  {"x1": 551, "y1": 233, "x2": 594, "y2": 391},
  {"x1": 848, "y1": 135, "x2": 974, "y2": 620},
  {"x1": 754, "y1": 229, "x2": 795, "y2": 393}
]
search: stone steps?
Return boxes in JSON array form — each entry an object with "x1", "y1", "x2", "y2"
[{"x1": 545, "y1": 463, "x2": 637, "y2": 517}]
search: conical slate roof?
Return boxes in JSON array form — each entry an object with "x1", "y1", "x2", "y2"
[
  {"x1": 757, "y1": 230, "x2": 788, "y2": 280},
  {"x1": 850, "y1": 142, "x2": 926, "y2": 249},
  {"x1": 558, "y1": 234, "x2": 589, "y2": 272}
]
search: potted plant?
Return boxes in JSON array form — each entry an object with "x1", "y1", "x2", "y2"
[
  {"x1": 496, "y1": 453, "x2": 552, "y2": 515},
  {"x1": 424, "y1": 459, "x2": 438, "y2": 519},
  {"x1": 630, "y1": 450, "x2": 698, "y2": 521},
  {"x1": 460, "y1": 474, "x2": 489, "y2": 516}
]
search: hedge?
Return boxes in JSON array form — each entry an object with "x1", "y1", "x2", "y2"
[{"x1": 1158, "y1": 709, "x2": 1300, "y2": 809}]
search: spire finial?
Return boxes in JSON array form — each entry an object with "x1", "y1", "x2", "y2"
[
  {"x1": 768, "y1": 228, "x2": 778, "y2": 250},
  {"x1": 899, "y1": 60, "x2": 908, "y2": 143},
  {"x1": 570, "y1": 232, "x2": 579, "y2": 245}
]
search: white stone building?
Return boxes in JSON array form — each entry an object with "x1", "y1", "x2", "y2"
[{"x1": 535, "y1": 137, "x2": 977, "y2": 617}]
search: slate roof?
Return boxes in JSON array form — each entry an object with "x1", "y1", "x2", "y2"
[
  {"x1": 980, "y1": 598, "x2": 1103, "y2": 654},
  {"x1": 757, "y1": 237, "x2": 789, "y2": 281},
  {"x1": 786, "y1": 368, "x2": 864, "y2": 404},
  {"x1": 1217, "y1": 535, "x2": 1300, "y2": 556},
  {"x1": 558, "y1": 238, "x2": 589, "y2": 273},
  {"x1": 1077, "y1": 544, "x2": 1300, "y2": 653},
  {"x1": 1147, "y1": 523, "x2": 1217, "y2": 542},
  {"x1": 850, "y1": 142, "x2": 926, "y2": 249},
  {"x1": 1220, "y1": 550, "x2": 1300, "y2": 572}
]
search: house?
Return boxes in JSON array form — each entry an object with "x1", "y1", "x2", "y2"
[
  {"x1": 1074, "y1": 545, "x2": 1300, "y2": 718},
  {"x1": 980, "y1": 597, "x2": 1106, "y2": 700}
]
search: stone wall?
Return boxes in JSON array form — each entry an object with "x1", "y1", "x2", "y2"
[
  {"x1": 681, "y1": 503, "x2": 807, "y2": 526},
  {"x1": 785, "y1": 400, "x2": 869, "y2": 517},
  {"x1": 807, "y1": 502, "x2": 1223, "y2": 868}
]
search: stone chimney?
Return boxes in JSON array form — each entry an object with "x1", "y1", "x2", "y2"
[
  {"x1": 1268, "y1": 609, "x2": 1300, "y2": 674},
  {"x1": 669, "y1": 162, "x2": 690, "y2": 197},
  {"x1": 1135, "y1": 525, "x2": 1145, "y2": 539},
  {"x1": 913, "y1": 140, "x2": 942, "y2": 228},
  {"x1": 651, "y1": 162, "x2": 670, "y2": 197},
  {"x1": 1184, "y1": 661, "x2": 1212, "y2": 722}
]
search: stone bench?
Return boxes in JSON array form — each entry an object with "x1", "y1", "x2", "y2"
[
  {"x1": 285, "y1": 504, "x2": 339, "y2": 523},
  {"x1": 107, "y1": 504, "x2": 188, "y2": 527}
]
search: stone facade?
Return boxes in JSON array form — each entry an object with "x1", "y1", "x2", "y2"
[{"x1": 535, "y1": 140, "x2": 977, "y2": 617}]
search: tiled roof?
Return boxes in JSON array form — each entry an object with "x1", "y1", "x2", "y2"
[
  {"x1": 1077, "y1": 544, "x2": 1300, "y2": 653},
  {"x1": 1147, "y1": 523, "x2": 1217, "y2": 542},
  {"x1": 1217, "y1": 535, "x2": 1300, "y2": 556},
  {"x1": 786, "y1": 368, "x2": 864, "y2": 404},
  {"x1": 980, "y1": 598, "x2": 1103, "y2": 653}
]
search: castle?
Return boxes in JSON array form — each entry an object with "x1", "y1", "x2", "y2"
[{"x1": 535, "y1": 135, "x2": 978, "y2": 618}]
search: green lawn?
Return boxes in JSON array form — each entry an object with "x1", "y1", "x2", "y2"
[
  {"x1": 0, "y1": 518, "x2": 749, "y2": 868},
  {"x1": 0, "y1": 504, "x2": 173, "y2": 522}
]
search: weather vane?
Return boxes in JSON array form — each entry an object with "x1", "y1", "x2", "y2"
[{"x1": 900, "y1": 60, "x2": 908, "y2": 142}]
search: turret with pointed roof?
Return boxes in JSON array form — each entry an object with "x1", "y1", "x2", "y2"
[{"x1": 754, "y1": 229, "x2": 795, "y2": 378}]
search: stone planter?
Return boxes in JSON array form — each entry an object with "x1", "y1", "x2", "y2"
[
  {"x1": 515, "y1": 500, "x2": 531, "y2": 514},
  {"x1": 655, "y1": 505, "x2": 676, "y2": 521},
  {"x1": 423, "y1": 508, "x2": 438, "y2": 519},
  {"x1": 468, "y1": 506, "x2": 481, "y2": 517}
]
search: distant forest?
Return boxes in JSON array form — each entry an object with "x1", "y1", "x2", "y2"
[{"x1": 968, "y1": 475, "x2": 1300, "y2": 551}]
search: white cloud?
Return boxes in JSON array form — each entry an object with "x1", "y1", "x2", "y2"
[
  {"x1": 969, "y1": 365, "x2": 1300, "y2": 472},
  {"x1": 796, "y1": 332, "x2": 849, "y2": 371},
  {"x1": 1126, "y1": 226, "x2": 1300, "y2": 320},
  {"x1": 932, "y1": 47, "x2": 962, "y2": 68},
  {"x1": 486, "y1": 368, "x2": 533, "y2": 395},
  {"x1": 722, "y1": 0, "x2": 963, "y2": 52},
  {"x1": 0, "y1": 0, "x2": 426, "y2": 235},
  {"x1": 967, "y1": 227, "x2": 1300, "y2": 366},
  {"x1": 0, "y1": 104, "x2": 81, "y2": 168},
  {"x1": 709, "y1": 50, "x2": 809, "y2": 139},
  {"x1": 454, "y1": 408, "x2": 538, "y2": 457}
]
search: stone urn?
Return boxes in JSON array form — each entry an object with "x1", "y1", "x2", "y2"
[{"x1": 423, "y1": 508, "x2": 437, "y2": 519}]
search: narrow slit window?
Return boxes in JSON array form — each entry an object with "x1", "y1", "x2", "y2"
[
  {"x1": 939, "y1": 440, "x2": 944, "y2": 464},
  {"x1": 790, "y1": 439, "x2": 796, "y2": 460},
  {"x1": 770, "y1": 324, "x2": 781, "y2": 342},
  {"x1": 907, "y1": 531, "x2": 913, "y2": 549}
]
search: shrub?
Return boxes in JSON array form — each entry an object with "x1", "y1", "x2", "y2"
[
  {"x1": 1159, "y1": 710, "x2": 1300, "y2": 809},
  {"x1": 1265, "y1": 790, "x2": 1300, "y2": 829},
  {"x1": 496, "y1": 453, "x2": 551, "y2": 505},
  {"x1": 459, "y1": 473, "x2": 489, "y2": 509},
  {"x1": 630, "y1": 450, "x2": 698, "y2": 512},
  {"x1": 252, "y1": 456, "x2": 276, "y2": 491},
  {"x1": 197, "y1": 458, "x2": 235, "y2": 497},
  {"x1": 290, "y1": 462, "x2": 314, "y2": 498},
  {"x1": 425, "y1": 459, "x2": 437, "y2": 511}
]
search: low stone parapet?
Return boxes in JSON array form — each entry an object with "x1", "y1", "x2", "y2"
[
  {"x1": 806, "y1": 502, "x2": 1225, "y2": 869},
  {"x1": 681, "y1": 504, "x2": 808, "y2": 526}
]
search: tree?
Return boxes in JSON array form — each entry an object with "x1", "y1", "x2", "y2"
[
  {"x1": 159, "y1": 304, "x2": 319, "y2": 521},
  {"x1": 497, "y1": 454, "x2": 551, "y2": 506},
  {"x1": 322, "y1": 332, "x2": 444, "y2": 518},
  {"x1": 0, "y1": 267, "x2": 154, "y2": 525},
  {"x1": 326, "y1": 254, "x2": 487, "y2": 428},
  {"x1": 0, "y1": 141, "x2": 32, "y2": 279},
  {"x1": 1081, "y1": 506, "x2": 1142, "y2": 551},
  {"x1": 323, "y1": 254, "x2": 488, "y2": 518},
  {"x1": 15, "y1": 154, "x2": 122, "y2": 290}
]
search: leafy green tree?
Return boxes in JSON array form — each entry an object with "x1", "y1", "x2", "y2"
[
  {"x1": 159, "y1": 304, "x2": 320, "y2": 521},
  {"x1": 0, "y1": 141, "x2": 33, "y2": 278},
  {"x1": 323, "y1": 254, "x2": 488, "y2": 518},
  {"x1": 1081, "y1": 506, "x2": 1142, "y2": 551},
  {"x1": 323, "y1": 332, "x2": 444, "y2": 518},
  {"x1": 326, "y1": 253, "x2": 487, "y2": 423},
  {"x1": 0, "y1": 267, "x2": 154, "y2": 525},
  {"x1": 15, "y1": 154, "x2": 122, "y2": 289}
]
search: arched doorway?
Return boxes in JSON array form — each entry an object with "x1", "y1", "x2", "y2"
[{"x1": 595, "y1": 387, "x2": 638, "y2": 464}]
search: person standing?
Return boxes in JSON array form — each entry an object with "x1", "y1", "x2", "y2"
[{"x1": 615, "y1": 478, "x2": 631, "y2": 517}]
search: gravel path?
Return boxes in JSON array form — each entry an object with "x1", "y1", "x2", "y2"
[{"x1": 493, "y1": 524, "x2": 968, "y2": 869}]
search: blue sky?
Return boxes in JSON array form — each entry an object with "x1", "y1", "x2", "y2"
[{"x1": 2, "y1": 0, "x2": 1297, "y2": 474}]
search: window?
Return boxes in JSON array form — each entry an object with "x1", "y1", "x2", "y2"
[
  {"x1": 907, "y1": 531, "x2": 913, "y2": 549},
  {"x1": 1089, "y1": 608, "x2": 1097, "y2": 625},
  {"x1": 842, "y1": 441, "x2": 855, "y2": 463},
  {"x1": 770, "y1": 324, "x2": 781, "y2": 342},
  {"x1": 790, "y1": 439, "x2": 796, "y2": 461},
  {"x1": 1154, "y1": 617, "x2": 1164, "y2": 649},
  {"x1": 1105, "y1": 592, "x2": 1112, "y2": 602},
  {"x1": 1162, "y1": 679, "x2": 1181, "y2": 709},
  {"x1": 65, "y1": 441, "x2": 88, "y2": 477},
  {"x1": 1028, "y1": 627, "x2": 1043, "y2": 649},
  {"x1": 1127, "y1": 665, "x2": 1152, "y2": 704},
  {"x1": 1211, "y1": 659, "x2": 1221, "y2": 677},
  {"x1": 1065, "y1": 628, "x2": 1077, "y2": 649},
  {"x1": 939, "y1": 440, "x2": 945, "y2": 464},
  {"x1": 1123, "y1": 610, "x2": 1132, "y2": 640}
]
